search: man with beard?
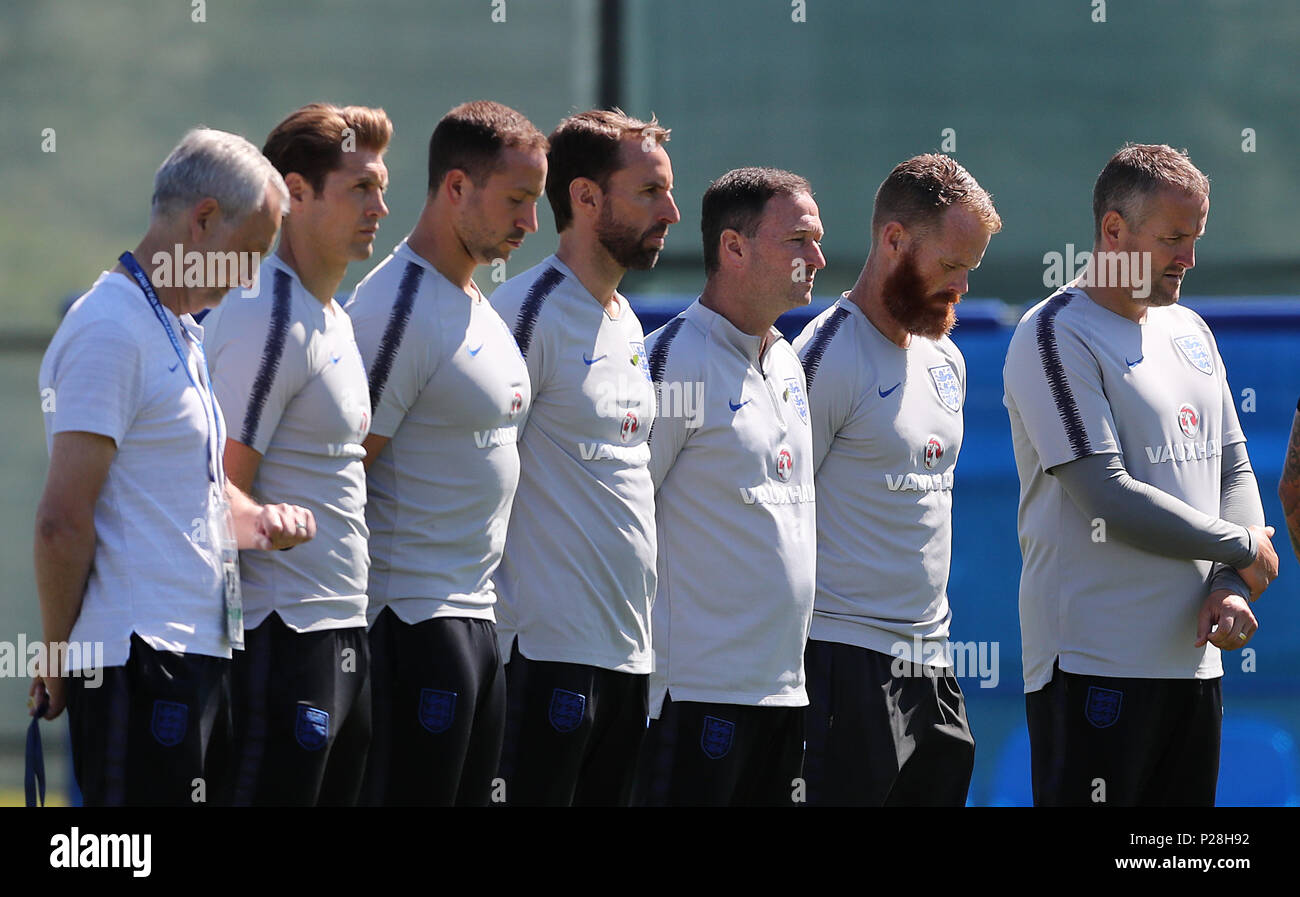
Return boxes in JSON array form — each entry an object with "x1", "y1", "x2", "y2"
[
  {"x1": 792, "y1": 155, "x2": 999, "y2": 806},
  {"x1": 491, "y1": 109, "x2": 679, "y2": 805},
  {"x1": 347, "y1": 101, "x2": 546, "y2": 806},
  {"x1": 1004, "y1": 144, "x2": 1278, "y2": 805}
]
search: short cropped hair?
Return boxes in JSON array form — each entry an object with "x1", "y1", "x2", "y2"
[
  {"x1": 701, "y1": 167, "x2": 812, "y2": 275},
  {"x1": 426, "y1": 100, "x2": 549, "y2": 194},
  {"x1": 1093, "y1": 143, "x2": 1209, "y2": 241},
  {"x1": 152, "y1": 127, "x2": 288, "y2": 222},
  {"x1": 871, "y1": 153, "x2": 1001, "y2": 239},
  {"x1": 261, "y1": 103, "x2": 393, "y2": 195},
  {"x1": 546, "y1": 108, "x2": 670, "y2": 232}
]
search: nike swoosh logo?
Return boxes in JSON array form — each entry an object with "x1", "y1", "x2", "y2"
[
  {"x1": 878, "y1": 382, "x2": 901, "y2": 398},
  {"x1": 468, "y1": 344, "x2": 484, "y2": 356},
  {"x1": 583, "y1": 353, "x2": 607, "y2": 365},
  {"x1": 168, "y1": 362, "x2": 179, "y2": 373},
  {"x1": 331, "y1": 355, "x2": 342, "y2": 364},
  {"x1": 1126, "y1": 355, "x2": 1143, "y2": 367},
  {"x1": 728, "y1": 398, "x2": 750, "y2": 412}
]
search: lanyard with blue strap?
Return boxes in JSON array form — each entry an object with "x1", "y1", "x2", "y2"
[
  {"x1": 25, "y1": 695, "x2": 48, "y2": 807},
  {"x1": 118, "y1": 251, "x2": 243, "y2": 653},
  {"x1": 118, "y1": 251, "x2": 224, "y2": 485}
]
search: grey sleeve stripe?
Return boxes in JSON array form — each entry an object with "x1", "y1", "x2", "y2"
[
  {"x1": 240, "y1": 269, "x2": 293, "y2": 447},
  {"x1": 1034, "y1": 292, "x2": 1092, "y2": 459}
]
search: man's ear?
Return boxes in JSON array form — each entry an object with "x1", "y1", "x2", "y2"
[
  {"x1": 569, "y1": 177, "x2": 601, "y2": 223},
  {"x1": 188, "y1": 197, "x2": 221, "y2": 242},
  {"x1": 441, "y1": 169, "x2": 472, "y2": 206},
  {"x1": 282, "y1": 171, "x2": 313, "y2": 207}
]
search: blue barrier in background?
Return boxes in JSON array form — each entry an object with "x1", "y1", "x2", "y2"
[
  {"x1": 631, "y1": 294, "x2": 1300, "y2": 694},
  {"x1": 631, "y1": 293, "x2": 1300, "y2": 805}
]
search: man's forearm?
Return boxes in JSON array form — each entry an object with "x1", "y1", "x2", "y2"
[
  {"x1": 224, "y1": 480, "x2": 265, "y2": 550},
  {"x1": 33, "y1": 512, "x2": 96, "y2": 663},
  {"x1": 1053, "y1": 452, "x2": 1254, "y2": 566},
  {"x1": 1212, "y1": 440, "x2": 1266, "y2": 598}
]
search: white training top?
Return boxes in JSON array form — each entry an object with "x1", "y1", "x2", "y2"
[
  {"x1": 491, "y1": 256, "x2": 658, "y2": 673},
  {"x1": 793, "y1": 295, "x2": 964, "y2": 666},
  {"x1": 645, "y1": 299, "x2": 817, "y2": 715},
  {"x1": 346, "y1": 240, "x2": 530, "y2": 625},
  {"x1": 1004, "y1": 286, "x2": 1244, "y2": 691},
  {"x1": 202, "y1": 254, "x2": 370, "y2": 633},
  {"x1": 40, "y1": 271, "x2": 230, "y2": 669}
]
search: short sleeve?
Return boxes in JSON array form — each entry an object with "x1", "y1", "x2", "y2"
[
  {"x1": 1004, "y1": 308, "x2": 1120, "y2": 473},
  {"x1": 47, "y1": 320, "x2": 142, "y2": 445},
  {"x1": 204, "y1": 300, "x2": 308, "y2": 455},
  {"x1": 357, "y1": 302, "x2": 442, "y2": 440},
  {"x1": 796, "y1": 322, "x2": 857, "y2": 472},
  {"x1": 646, "y1": 323, "x2": 695, "y2": 490}
]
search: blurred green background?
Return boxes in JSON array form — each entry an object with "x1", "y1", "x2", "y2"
[{"x1": 3, "y1": 0, "x2": 1299, "y2": 805}]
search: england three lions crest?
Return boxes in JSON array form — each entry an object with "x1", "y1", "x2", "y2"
[
  {"x1": 1173, "y1": 334, "x2": 1214, "y2": 375},
  {"x1": 928, "y1": 364, "x2": 962, "y2": 412},
  {"x1": 1085, "y1": 686, "x2": 1123, "y2": 729},
  {"x1": 783, "y1": 377, "x2": 809, "y2": 425}
]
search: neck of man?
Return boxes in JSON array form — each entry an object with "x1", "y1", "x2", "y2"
[
  {"x1": 406, "y1": 198, "x2": 478, "y2": 294},
  {"x1": 699, "y1": 278, "x2": 779, "y2": 353},
  {"x1": 277, "y1": 223, "x2": 347, "y2": 308},
  {"x1": 848, "y1": 253, "x2": 910, "y2": 348},
  {"x1": 556, "y1": 230, "x2": 625, "y2": 316},
  {"x1": 1078, "y1": 243, "x2": 1148, "y2": 323},
  {"x1": 1080, "y1": 285, "x2": 1147, "y2": 326},
  {"x1": 117, "y1": 227, "x2": 196, "y2": 318}
]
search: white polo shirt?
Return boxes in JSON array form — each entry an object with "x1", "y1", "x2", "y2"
[
  {"x1": 39, "y1": 270, "x2": 230, "y2": 670},
  {"x1": 1004, "y1": 286, "x2": 1245, "y2": 691},
  {"x1": 346, "y1": 240, "x2": 530, "y2": 625},
  {"x1": 793, "y1": 296, "x2": 965, "y2": 666},
  {"x1": 491, "y1": 256, "x2": 658, "y2": 674},
  {"x1": 646, "y1": 299, "x2": 817, "y2": 715},
  {"x1": 202, "y1": 254, "x2": 370, "y2": 633}
]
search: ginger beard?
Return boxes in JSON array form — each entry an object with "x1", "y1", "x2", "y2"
[
  {"x1": 596, "y1": 200, "x2": 666, "y2": 271},
  {"x1": 882, "y1": 246, "x2": 961, "y2": 339}
]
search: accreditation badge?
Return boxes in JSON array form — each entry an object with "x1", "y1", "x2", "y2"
[{"x1": 211, "y1": 484, "x2": 244, "y2": 650}]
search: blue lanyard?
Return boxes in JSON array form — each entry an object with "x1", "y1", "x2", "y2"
[
  {"x1": 118, "y1": 251, "x2": 224, "y2": 486},
  {"x1": 24, "y1": 696, "x2": 47, "y2": 807}
]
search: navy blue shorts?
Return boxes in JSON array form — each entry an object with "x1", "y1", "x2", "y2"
[
  {"x1": 803, "y1": 639, "x2": 975, "y2": 806},
  {"x1": 1026, "y1": 661, "x2": 1221, "y2": 806},
  {"x1": 226, "y1": 613, "x2": 371, "y2": 806},
  {"x1": 66, "y1": 632, "x2": 231, "y2": 807},
  {"x1": 646, "y1": 694, "x2": 804, "y2": 807},
  {"x1": 499, "y1": 644, "x2": 648, "y2": 806},
  {"x1": 361, "y1": 607, "x2": 505, "y2": 806}
]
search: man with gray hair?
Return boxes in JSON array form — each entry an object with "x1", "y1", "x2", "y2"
[
  {"x1": 794, "y1": 154, "x2": 1000, "y2": 806},
  {"x1": 1003, "y1": 143, "x2": 1279, "y2": 806},
  {"x1": 32, "y1": 128, "x2": 316, "y2": 806}
]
